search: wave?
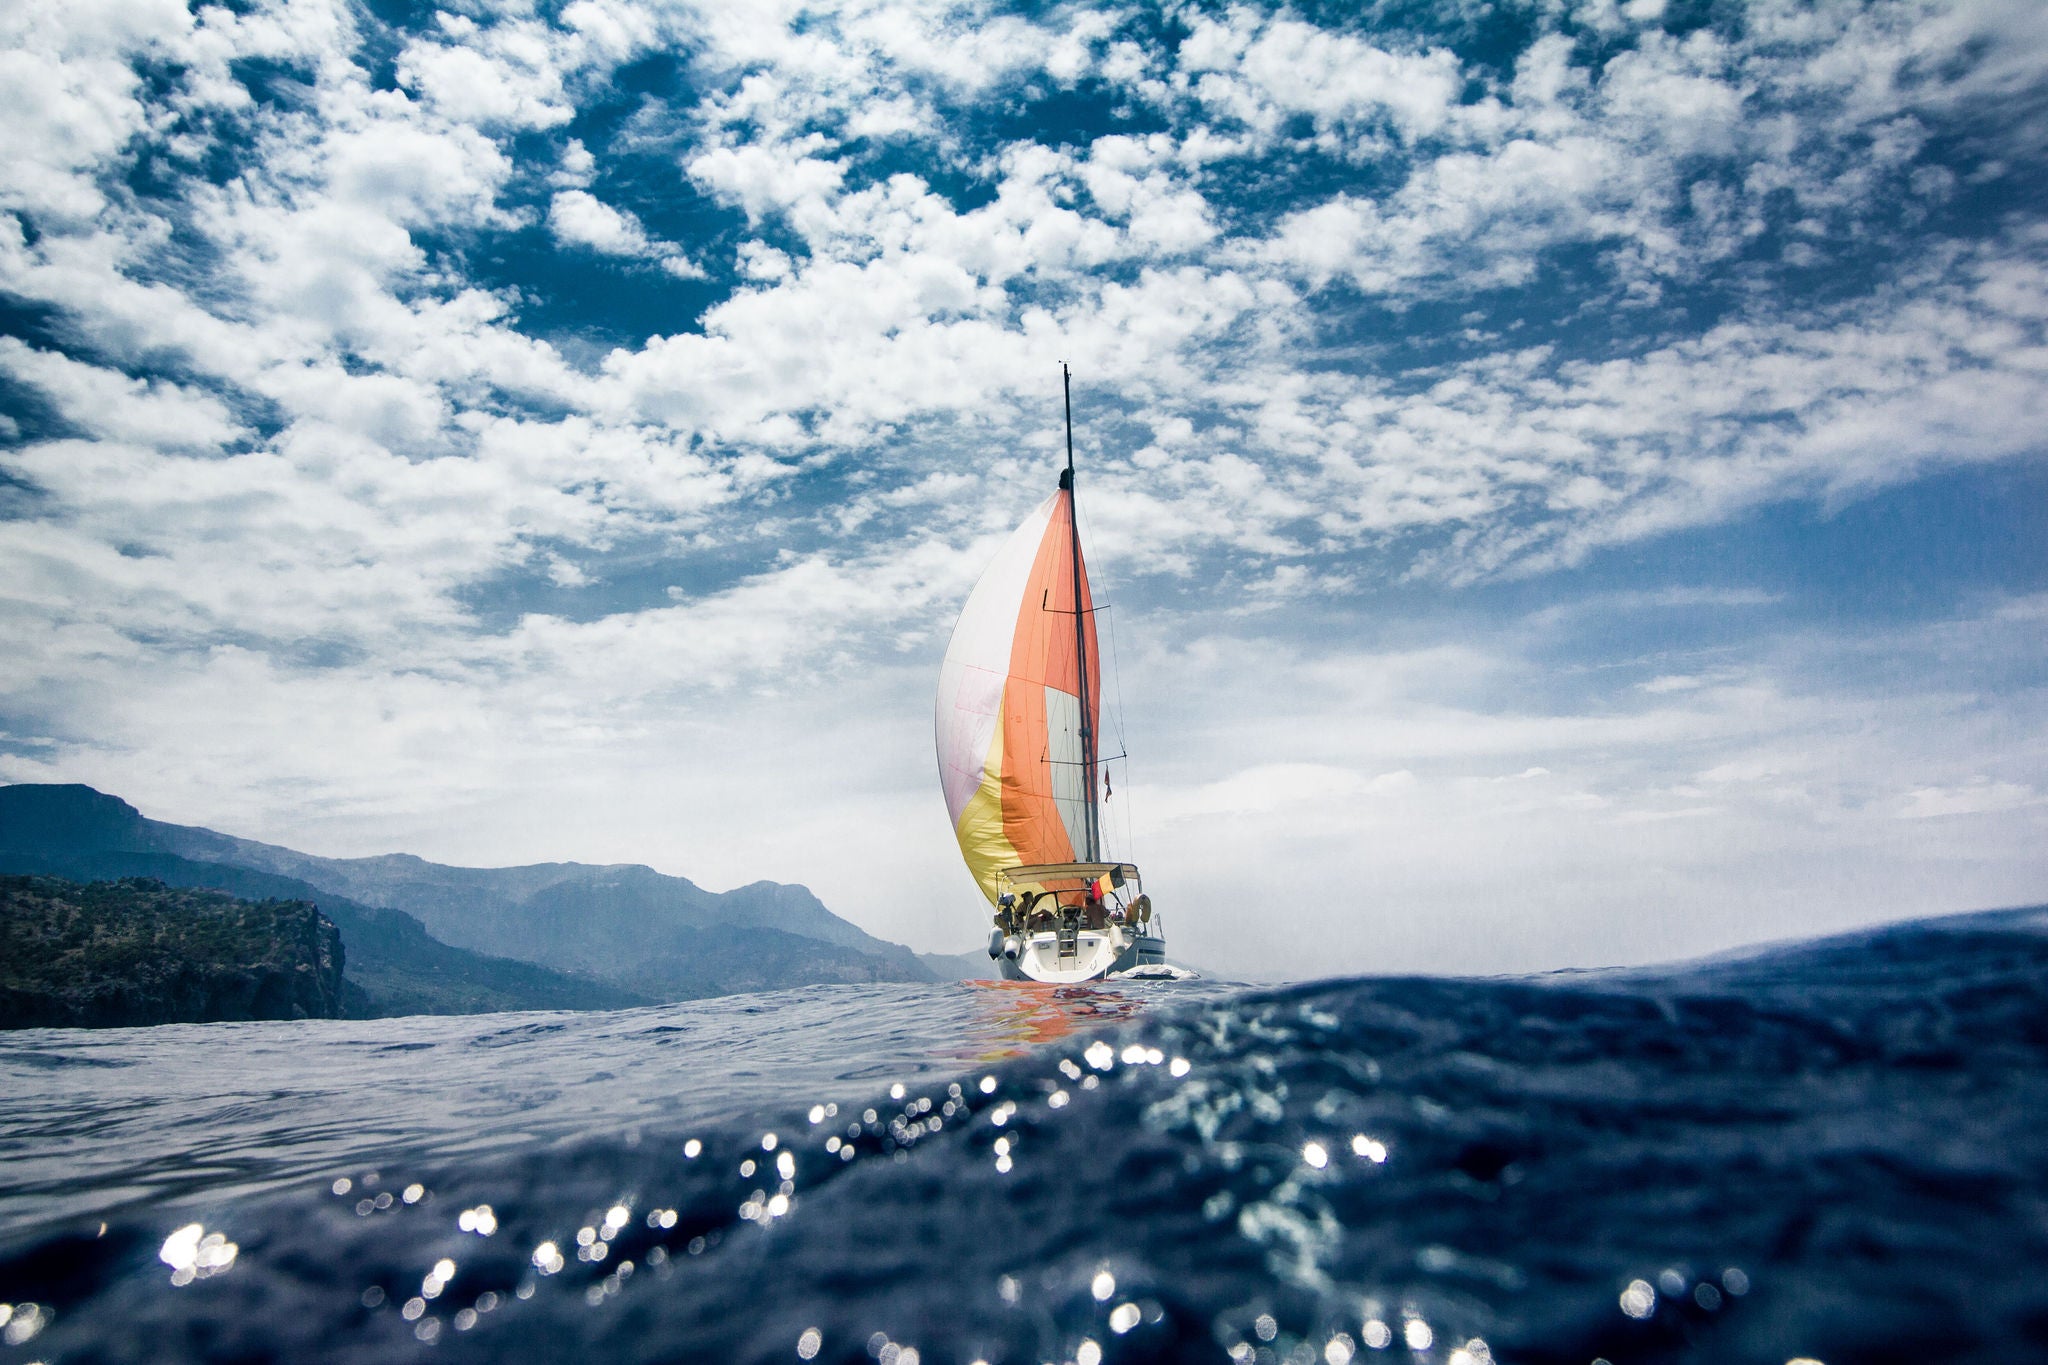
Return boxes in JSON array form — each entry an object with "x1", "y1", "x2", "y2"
[{"x1": 2, "y1": 907, "x2": 2043, "y2": 1363}]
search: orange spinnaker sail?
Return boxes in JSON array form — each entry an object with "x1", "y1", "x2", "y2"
[{"x1": 935, "y1": 488, "x2": 1100, "y2": 902}]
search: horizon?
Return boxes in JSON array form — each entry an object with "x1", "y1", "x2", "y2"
[
  {"x1": 2, "y1": 0, "x2": 2044, "y2": 979},
  {"x1": 14, "y1": 773, "x2": 2038, "y2": 982}
]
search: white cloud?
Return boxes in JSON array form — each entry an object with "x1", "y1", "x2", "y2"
[
  {"x1": 1098, "y1": 605, "x2": 2048, "y2": 976},
  {"x1": 0, "y1": 339, "x2": 243, "y2": 449},
  {"x1": 1639, "y1": 674, "x2": 1707, "y2": 694},
  {"x1": 0, "y1": 0, "x2": 199, "y2": 221},
  {"x1": 396, "y1": 17, "x2": 575, "y2": 131},
  {"x1": 1177, "y1": 9, "x2": 1467, "y2": 145},
  {"x1": 548, "y1": 190, "x2": 704, "y2": 276},
  {"x1": 1897, "y1": 780, "x2": 2041, "y2": 820},
  {"x1": 552, "y1": 137, "x2": 596, "y2": 187},
  {"x1": 686, "y1": 137, "x2": 848, "y2": 228}
]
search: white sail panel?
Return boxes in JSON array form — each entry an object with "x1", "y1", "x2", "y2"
[
  {"x1": 1044, "y1": 685, "x2": 1087, "y2": 857},
  {"x1": 935, "y1": 492, "x2": 1060, "y2": 826}
]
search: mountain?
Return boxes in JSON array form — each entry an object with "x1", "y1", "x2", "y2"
[
  {"x1": 919, "y1": 949, "x2": 999, "y2": 981},
  {"x1": 0, "y1": 874, "x2": 352, "y2": 1028},
  {"x1": 0, "y1": 786, "x2": 652, "y2": 1015},
  {"x1": 153, "y1": 822, "x2": 925, "y2": 968},
  {"x1": 0, "y1": 850, "x2": 648, "y2": 1018},
  {"x1": 0, "y1": 784, "x2": 936, "y2": 1011}
]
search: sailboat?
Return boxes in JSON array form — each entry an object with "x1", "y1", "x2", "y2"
[{"x1": 935, "y1": 367, "x2": 1166, "y2": 983}]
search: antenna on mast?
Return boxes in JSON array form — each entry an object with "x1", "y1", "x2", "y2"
[{"x1": 1063, "y1": 363, "x2": 1076, "y2": 474}]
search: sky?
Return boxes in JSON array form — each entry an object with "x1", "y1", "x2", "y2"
[{"x1": 1, "y1": 0, "x2": 2044, "y2": 980}]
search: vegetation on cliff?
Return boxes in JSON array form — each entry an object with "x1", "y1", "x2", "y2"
[{"x1": 0, "y1": 876, "x2": 354, "y2": 1028}]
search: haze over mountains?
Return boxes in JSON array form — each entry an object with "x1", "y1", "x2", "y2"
[{"x1": 0, "y1": 784, "x2": 981, "y2": 1017}]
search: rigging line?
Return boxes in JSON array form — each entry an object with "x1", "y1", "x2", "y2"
[
  {"x1": 1062, "y1": 362, "x2": 1101, "y2": 864},
  {"x1": 1070, "y1": 460, "x2": 1118, "y2": 858},
  {"x1": 1070, "y1": 477, "x2": 1124, "y2": 748},
  {"x1": 1103, "y1": 602, "x2": 1130, "y2": 757},
  {"x1": 1093, "y1": 474, "x2": 1139, "y2": 869},
  {"x1": 1120, "y1": 735, "x2": 1136, "y2": 867},
  {"x1": 1058, "y1": 383, "x2": 1139, "y2": 876},
  {"x1": 1064, "y1": 358, "x2": 1097, "y2": 859},
  {"x1": 1068, "y1": 427, "x2": 1140, "y2": 870}
]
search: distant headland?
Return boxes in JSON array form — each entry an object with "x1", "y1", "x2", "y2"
[{"x1": 0, "y1": 875, "x2": 352, "y2": 1027}]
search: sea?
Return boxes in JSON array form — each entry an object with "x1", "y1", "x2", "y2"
[{"x1": 3, "y1": 906, "x2": 2046, "y2": 1365}]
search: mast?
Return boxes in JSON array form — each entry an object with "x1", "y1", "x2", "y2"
[{"x1": 1061, "y1": 363, "x2": 1102, "y2": 862}]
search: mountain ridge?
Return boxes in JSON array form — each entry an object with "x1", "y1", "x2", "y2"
[
  {"x1": 140, "y1": 811, "x2": 929, "y2": 976},
  {"x1": 0, "y1": 844, "x2": 651, "y2": 1017},
  {"x1": 0, "y1": 783, "x2": 939, "y2": 1012}
]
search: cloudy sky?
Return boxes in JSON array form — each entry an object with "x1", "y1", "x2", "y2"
[{"x1": 2, "y1": 0, "x2": 2044, "y2": 979}]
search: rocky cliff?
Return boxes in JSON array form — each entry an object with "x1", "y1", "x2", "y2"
[{"x1": 0, "y1": 875, "x2": 353, "y2": 1028}]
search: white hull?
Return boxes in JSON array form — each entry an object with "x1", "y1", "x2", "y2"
[{"x1": 996, "y1": 928, "x2": 1168, "y2": 984}]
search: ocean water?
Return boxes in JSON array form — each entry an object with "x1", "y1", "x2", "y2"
[{"x1": 3, "y1": 908, "x2": 2046, "y2": 1365}]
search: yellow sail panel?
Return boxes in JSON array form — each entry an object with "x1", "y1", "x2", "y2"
[{"x1": 950, "y1": 685, "x2": 1023, "y2": 902}]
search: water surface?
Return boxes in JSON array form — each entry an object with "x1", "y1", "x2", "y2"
[{"x1": 3, "y1": 911, "x2": 2044, "y2": 1364}]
